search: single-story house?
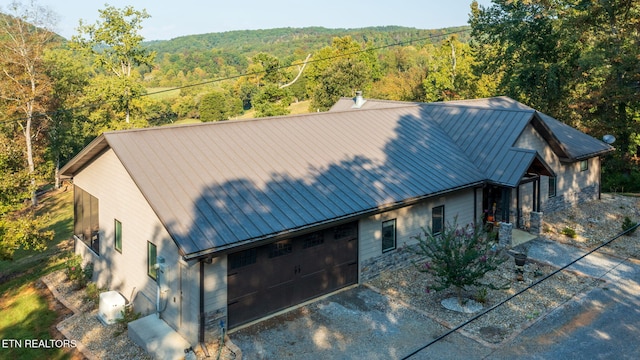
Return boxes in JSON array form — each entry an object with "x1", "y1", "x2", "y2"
[{"x1": 60, "y1": 95, "x2": 613, "y2": 346}]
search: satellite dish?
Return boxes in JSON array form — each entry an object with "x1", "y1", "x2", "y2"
[{"x1": 602, "y1": 134, "x2": 616, "y2": 144}]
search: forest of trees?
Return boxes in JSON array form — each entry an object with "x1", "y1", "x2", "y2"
[{"x1": 1, "y1": 0, "x2": 639, "y2": 257}]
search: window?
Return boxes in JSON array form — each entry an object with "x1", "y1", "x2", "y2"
[
  {"x1": 148, "y1": 242, "x2": 157, "y2": 280},
  {"x1": 114, "y1": 220, "x2": 122, "y2": 253},
  {"x1": 382, "y1": 219, "x2": 396, "y2": 253},
  {"x1": 334, "y1": 224, "x2": 357, "y2": 240},
  {"x1": 548, "y1": 177, "x2": 557, "y2": 198},
  {"x1": 580, "y1": 160, "x2": 589, "y2": 171},
  {"x1": 302, "y1": 233, "x2": 324, "y2": 249},
  {"x1": 229, "y1": 249, "x2": 257, "y2": 270},
  {"x1": 268, "y1": 240, "x2": 292, "y2": 258},
  {"x1": 73, "y1": 185, "x2": 100, "y2": 255},
  {"x1": 432, "y1": 205, "x2": 445, "y2": 234}
]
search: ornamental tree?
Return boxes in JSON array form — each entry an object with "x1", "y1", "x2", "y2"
[{"x1": 412, "y1": 218, "x2": 507, "y2": 304}]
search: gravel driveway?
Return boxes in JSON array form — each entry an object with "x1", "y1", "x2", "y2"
[{"x1": 230, "y1": 285, "x2": 469, "y2": 359}]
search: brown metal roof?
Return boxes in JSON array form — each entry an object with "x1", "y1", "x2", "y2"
[{"x1": 60, "y1": 96, "x2": 612, "y2": 257}]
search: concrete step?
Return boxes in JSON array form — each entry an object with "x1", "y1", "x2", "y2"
[{"x1": 128, "y1": 314, "x2": 192, "y2": 360}]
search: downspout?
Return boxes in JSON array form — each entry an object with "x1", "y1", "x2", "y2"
[
  {"x1": 516, "y1": 185, "x2": 520, "y2": 228},
  {"x1": 199, "y1": 260, "x2": 205, "y2": 343},
  {"x1": 536, "y1": 178, "x2": 541, "y2": 213},
  {"x1": 198, "y1": 260, "x2": 211, "y2": 357},
  {"x1": 598, "y1": 156, "x2": 602, "y2": 200},
  {"x1": 473, "y1": 187, "x2": 478, "y2": 222}
]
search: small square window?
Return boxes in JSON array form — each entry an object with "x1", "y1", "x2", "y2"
[
  {"x1": 548, "y1": 177, "x2": 557, "y2": 198},
  {"x1": 580, "y1": 160, "x2": 589, "y2": 171},
  {"x1": 302, "y1": 233, "x2": 324, "y2": 249},
  {"x1": 268, "y1": 240, "x2": 292, "y2": 258},
  {"x1": 148, "y1": 242, "x2": 157, "y2": 280},
  {"x1": 432, "y1": 205, "x2": 445, "y2": 234},
  {"x1": 382, "y1": 219, "x2": 396, "y2": 253},
  {"x1": 114, "y1": 220, "x2": 122, "y2": 253},
  {"x1": 229, "y1": 248, "x2": 257, "y2": 270}
]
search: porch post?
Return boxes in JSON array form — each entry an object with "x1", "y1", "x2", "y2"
[
  {"x1": 536, "y1": 178, "x2": 541, "y2": 212},
  {"x1": 530, "y1": 212, "x2": 543, "y2": 235},
  {"x1": 498, "y1": 222, "x2": 513, "y2": 248}
]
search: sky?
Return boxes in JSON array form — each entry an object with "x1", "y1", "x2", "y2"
[{"x1": 27, "y1": 0, "x2": 493, "y2": 41}]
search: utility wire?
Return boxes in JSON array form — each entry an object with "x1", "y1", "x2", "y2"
[
  {"x1": 0, "y1": 27, "x2": 472, "y2": 126},
  {"x1": 481, "y1": 229, "x2": 640, "y2": 359},
  {"x1": 401, "y1": 222, "x2": 640, "y2": 359}
]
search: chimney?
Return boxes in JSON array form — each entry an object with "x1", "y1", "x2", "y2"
[{"x1": 352, "y1": 91, "x2": 366, "y2": 109}]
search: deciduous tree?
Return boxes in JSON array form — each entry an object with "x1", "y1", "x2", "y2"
[
  {"x1": 470, "y1": 0, "x2": 578, "y2": 117},
  {"x1": 71, "y1": 5, "x2": 155, "y2": 125},
  {"x1": 0, "y1": 0, "x2": 58, "y2": 206},
  {"x1": 307, "y1": 36, "x2": 380, "y2": 111}
]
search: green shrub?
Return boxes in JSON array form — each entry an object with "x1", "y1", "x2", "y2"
[
  {"x1": 474, "y1": 288, "x2": 489, "y2": 304},
  {"x1": 561, "y1": 227, "x2": 577, "y2": 238},
  {"x1": 411, "y1": 218, "x2": 508, "y2": 303},
  {"x1": 84, "y1": 282, "x2": 105, "y2": 309},
  {"x1": 64, "y1": 254, "x2": 93, "y2": 288},
  {"x1": 114, "y1": 307, "x2": 142, "y2": 337},
  {"x1": 622, "y1": 216, "x2": 638, "y2": 235}
]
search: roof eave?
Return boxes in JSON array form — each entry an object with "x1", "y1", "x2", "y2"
[
  {"x1": 564, "y1": 147, "x2": 616, "y2": 163},
  {"x1": 182, "y1": 180, "x2": 486, "y2": 261},
  {"x1": 59, "y1": 134, "x2": 110, "y2": 178},
  {"x1": 530, "y1": 112, "x2": 572, "y2": 160}
]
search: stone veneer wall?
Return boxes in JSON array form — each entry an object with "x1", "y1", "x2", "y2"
[
  {"x1": 544, "y1": 184, "x2": 599, "y2": 214},
  {"x1": 204, "y1": 308, "x2": 226, "y2": 342},
  {"x1": 498, "y1": 222, "x2": 513, "y2": 248},
  {"x1": 530, "y1": 212, "x2": 543, "y2": 235},
  {"x1": 360, "y1": 245, "x2": 425, "y2": 282}
]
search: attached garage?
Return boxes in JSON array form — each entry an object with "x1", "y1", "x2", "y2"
[{"x1": 227, "y1": 221, "x2": 358, "y2": 328}]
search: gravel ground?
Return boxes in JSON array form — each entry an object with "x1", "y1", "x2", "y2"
[
  {"x1": 44, "y1": 194, "x2": 638, "y2": 359},
  {"x1": 368, "y1": 253, "x2": 600, "y2": 345},
  {"x1": 369, "y1": 194, "x2": 640, "y2": 345},
  {"x1": 540, "y1": 193, "x2": 640, "y2": 259},
  {"x1": 42, "y1": 270, "x2": 152, "y2": 360}
]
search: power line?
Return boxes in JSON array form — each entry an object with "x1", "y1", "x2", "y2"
[
  {"x1": 0, "y1": 27, "x2": 471, "y2": 127},
  {"x1": 401, "y1": 223, "x2": 640, "y2": 359}
]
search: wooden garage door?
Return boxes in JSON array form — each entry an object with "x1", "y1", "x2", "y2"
[{"x1": 227, "y1": 222, "x2": 358, "y2": 328}]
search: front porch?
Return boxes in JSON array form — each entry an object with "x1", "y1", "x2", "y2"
[
  {"x1": 512, "y1": 228, "x2": 538, "y2": 247},
  {"x1": 481, "y1": 154, "x2": 553, "y2": 248}
]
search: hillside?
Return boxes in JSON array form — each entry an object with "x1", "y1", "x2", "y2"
[{"x1": 143, "y1": 26, "x2": 471, "y2": 58}]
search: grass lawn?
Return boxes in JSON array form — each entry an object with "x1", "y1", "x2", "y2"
[
  {"x1": 146, "y1": 87, "x2": 181, "y2": 100},
  {"x1": 236, "y1": 100, "x2": 311, "y2": 120},
  {"x1": 288, "y1": 100, "x2": 311, "y2": 115},
  {"x1": 0, "y1": 188, "x2": 75, "y2": 360}
]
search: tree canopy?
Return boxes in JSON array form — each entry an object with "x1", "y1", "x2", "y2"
[
  {"x1": 470, "y1": 0, "x2": 640, "y2": 191},
  {"x1": 71, "y1": 5, "x2": 155, "y2": 125}
]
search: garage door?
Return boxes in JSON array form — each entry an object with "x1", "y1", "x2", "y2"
[{"x1": 227, "y1": 221, "x2": 358, "y2": 328}]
